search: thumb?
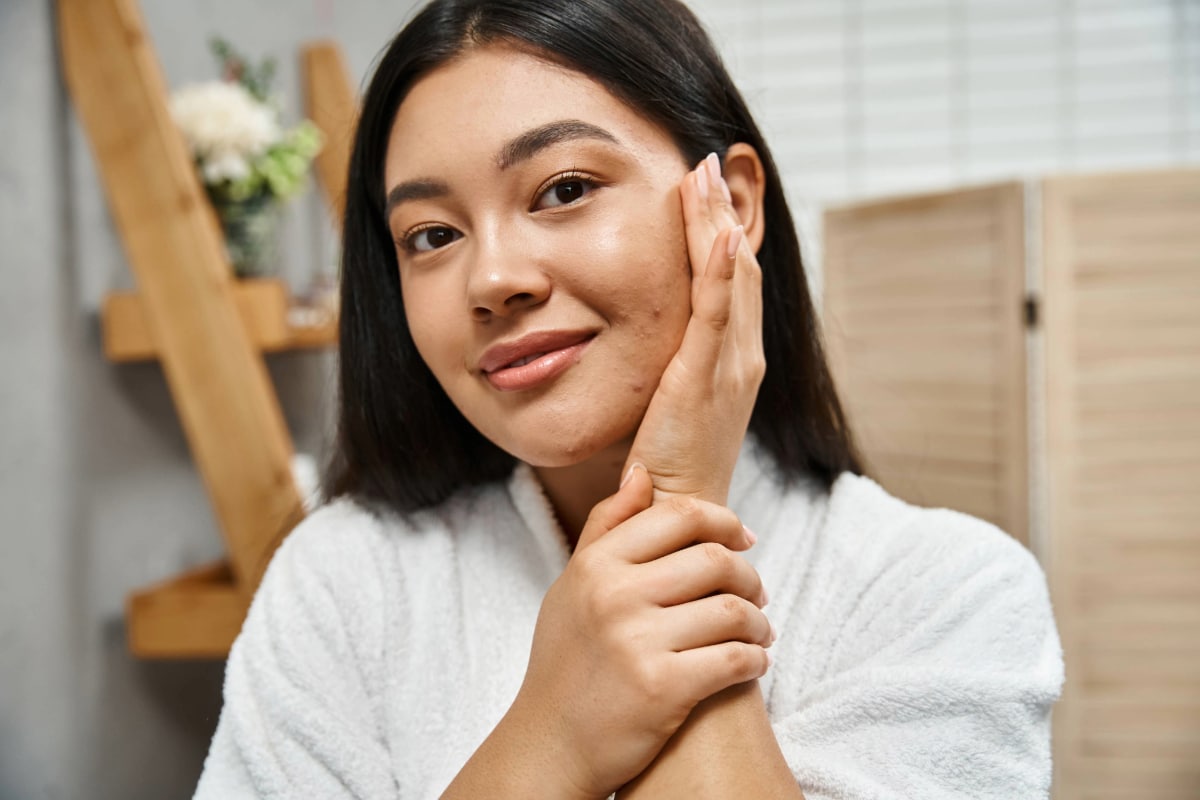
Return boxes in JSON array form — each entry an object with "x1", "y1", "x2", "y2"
[{"x1": 574, "y1": 463, "x2": 653, "y2": 553}]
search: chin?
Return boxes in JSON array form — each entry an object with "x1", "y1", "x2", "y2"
[
  {"x1": 489, "y1": 416, "x2": 638, "y2": 469},
  {"x1": 502, "y1": 434, "x2": 614, "y2": 469}
]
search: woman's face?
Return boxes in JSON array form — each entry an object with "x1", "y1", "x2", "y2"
[{"x1": 384, "y1": 45, "x2": 693, "y2": 467}]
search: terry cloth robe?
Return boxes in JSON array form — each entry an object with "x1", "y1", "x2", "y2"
[{"x1": 194, "y1": 440, "x2": 1064, "y2": 799}]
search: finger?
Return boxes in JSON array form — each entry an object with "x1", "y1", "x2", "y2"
[
  {"x1": 699, "y1": 155, "x2": 763, "y2": 370},
  {"x1": 671, "y1": 641, "x2": 771, "y2": 705},
  {"x1": 638, "y1": 541, "x2": 766, "y2": 607},
  {"x1": 659, "y1": 594, "x2": 775, "y2": 651},
  {"x1": 727, "y1": 218, "x2": 766, "y2": 377},
  {"x1": 680, "y1": 156, "x2": 765, "y2": 386},
  {"x1": 680, "y1": 163, "x2": 720, "y2": 288},
  {"x1": 704, "y1": 151, "x2": 744, "y2": 229},
  {"x1": 606, "y1": 495, "x2": 753, "y2": 564},
  {"x1": 574, "y1": 463, "x2": 654, "y2": 553},
  {"x1": 662, "y1": 224, "x2": 742, "y2": 382},
  {"x1": 681, "y1": 155, "x2": 739, "y2": 286}
]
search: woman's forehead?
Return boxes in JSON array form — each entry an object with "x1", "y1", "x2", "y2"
[{"x1": 386, "y1": 45, "x2": 674, "y2": 171}]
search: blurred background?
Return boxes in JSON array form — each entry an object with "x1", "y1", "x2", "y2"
[{"x1": 1, "y1": 0, "x2": 1197, "y2": 798}]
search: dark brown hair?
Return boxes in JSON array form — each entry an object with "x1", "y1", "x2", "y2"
[{"x1": 325, "y1": 0, "x2": 863, "y2": 510}]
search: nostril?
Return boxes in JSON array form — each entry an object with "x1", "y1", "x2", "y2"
[{"x1": 505, "y1": 292, "x2": 536, "y2": 307}]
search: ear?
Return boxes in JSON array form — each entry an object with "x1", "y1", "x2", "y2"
[{"x1": 722, "y1": 143, "x2": 767, "y2": 254}]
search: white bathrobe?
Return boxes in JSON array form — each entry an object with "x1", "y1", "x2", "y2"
[{"x1": 195, "y1": 441, "x2": 1064, "y2": 798}]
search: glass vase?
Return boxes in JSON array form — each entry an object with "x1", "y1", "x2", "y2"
[{"x1": 210, "y1": 192, "x2": 282, "y2": 278}]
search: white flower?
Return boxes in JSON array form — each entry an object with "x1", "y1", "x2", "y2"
[
  {"x1": 170, "y1": 81, "x2": 281, "y2": 170},
  {"x1": 201, "y1": 150, "x2": 251, "y2": 183}
]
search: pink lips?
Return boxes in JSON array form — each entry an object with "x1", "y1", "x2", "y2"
[{"x1": 479, "y1": 330, "x2": 595, "y2": 391}]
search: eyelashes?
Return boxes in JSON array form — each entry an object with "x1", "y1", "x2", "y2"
[
  {"x1": 401, "y1": 223, "x2": 462, "y2": 254},
  {"x1": 396, "y1": 170, "x2": 602, "y2": 255},
  {"x1": 532, "y1": 170, "x2": 598, "y2": 210}
]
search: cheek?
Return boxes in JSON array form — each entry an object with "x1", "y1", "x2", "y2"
[
  {"x1": 400, "y1": 273, "x2": 462, "y2": 378},
  {"x1": 555, "y1": 194, "x2": 692, "y2": 396},
  {"x1": 565, "y1": 189, "x2": 691, "y2": 320}
]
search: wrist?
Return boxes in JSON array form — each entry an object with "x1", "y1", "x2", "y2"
[
  {"x1": 502, "y1": 692, "x2": 605, "y2": 800},
  {"x1": 618, "y1": 681, "x2": 800, "y2": 800},
  {"x1": 442, "y1": 695, "x2": 600, "y2": 800}
]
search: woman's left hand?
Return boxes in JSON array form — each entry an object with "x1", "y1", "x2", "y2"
[{"x1": 623, "y1": 152, "x2": 765, "y2": 505}]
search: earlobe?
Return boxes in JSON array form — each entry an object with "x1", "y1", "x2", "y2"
[{"x1": 722, "y1": 143, "x2": 767, "y2": 254}]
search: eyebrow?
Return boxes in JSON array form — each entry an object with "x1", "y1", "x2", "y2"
[
  {"x1": 385, "y1": 178, "x2": 451, "y2": 219},
  {"x1": 496, "y1": 119, "x2": 621, "y2": 170},
  {"x1": 384, "y1": 119, "x2": 622, "y2": 219}
]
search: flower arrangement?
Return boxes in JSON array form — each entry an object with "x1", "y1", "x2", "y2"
[{"x1": 169, "y1": 38, "x2": 322, "y2": 275}]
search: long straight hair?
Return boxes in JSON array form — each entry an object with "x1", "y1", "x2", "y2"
[{"x1": 324, "y1": 0, "x2": 863, "y2": 510}]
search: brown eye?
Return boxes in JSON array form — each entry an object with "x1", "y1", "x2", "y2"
[
  {"x1": 535, "y1": 176, "x2": 596, "y2": 209},
  {"x1": 554, "y1": 181, "x2": 585, "y2": 204},
  {"x1": 407, "y1": 226, "x2": 461, "y2": 252}
]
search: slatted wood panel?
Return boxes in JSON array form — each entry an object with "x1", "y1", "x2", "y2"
[
  {"x1": 823, "y1": 183, "x2": 1029, "y2": 546},
  {"x1": 57, "y1": 0, "x2": 305, "y2": 604},
  {"x1": 1043, "y1": 169, "x2": 1200, "y2": 800}
]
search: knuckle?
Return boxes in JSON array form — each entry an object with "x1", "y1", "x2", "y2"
[
  {"x1": 719, "y1": 594, "x2": 746, "y2": 625},
  {"x1": 700, "y1": 541, "x2": 731, "y2": 571},
  {"x1": 706, "y1": 308, "x2": 731, "y2": 332},
  {"x1": 636, "y1": 659, "x2": 669, "y2": 705},
  {"x1": 590, "y1": 578, "x2": 626, "y2": 617},
  {"x1": 667, "y1": 494, "x2": 704, "y2": 524},
  {"x1": 724, "y1": 643, "x2": 754, "y2": 674},
  {"x1": 572, "y1": 549, "x2": 604, "y2": 585}
]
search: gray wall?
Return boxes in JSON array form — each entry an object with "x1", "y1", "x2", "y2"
[{"x1": 1, "y1": 0, "x2": 1194, "y2": 798}]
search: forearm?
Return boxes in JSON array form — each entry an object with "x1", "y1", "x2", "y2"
[
  {"x1": 441, "y1": 701, "x2": 600, "y2": 800},
  {"x1": 617, "y1": 681, "x2": 804, "y2": 800}
]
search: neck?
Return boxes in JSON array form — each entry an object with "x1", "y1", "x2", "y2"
[{"x1": 533, "y1": 439, "x2": 632, "y2": 549}]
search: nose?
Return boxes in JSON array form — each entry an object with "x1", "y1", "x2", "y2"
[{"x1": 465, "y1": 230, "x2": 551, "y2": 322}]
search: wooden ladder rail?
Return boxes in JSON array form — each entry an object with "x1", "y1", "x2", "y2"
[
  {"x1": 302, "y1": 41, "x2": 359, "y2": 226},
  {"x1": 58, "y1": 0, "x2": 306, "y2": 658}
]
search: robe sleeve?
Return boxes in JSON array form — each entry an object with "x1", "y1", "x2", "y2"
[
  {"x1": 194, "y1": 505, "x2": 398, "y2": 799},
  {"x1": 770, "y1": 508, "x2": 1065, "y2": 800}
]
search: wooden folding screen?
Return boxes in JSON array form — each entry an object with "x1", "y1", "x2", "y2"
[
  {"x1": 824, "y1": 170, "x2": 1200, "y2": 798},
  {"x1": 824, "y1": 183, "x2": 1030, "y2": 546},
  {"x1": 1043, "y1": 170, "x2": 1200, "y2": 800}
]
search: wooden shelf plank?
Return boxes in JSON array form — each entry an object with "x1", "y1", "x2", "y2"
[
  {"x1": 126, "y1": 560, "x2": 248, "y2": 659},
  {"x1": 101, "y1": 278, "x2": 336, "y2": 362}
]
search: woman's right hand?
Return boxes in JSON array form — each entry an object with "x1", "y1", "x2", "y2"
[{"x1": 510, "y1": 465, "x2": 773, "y2": 799}]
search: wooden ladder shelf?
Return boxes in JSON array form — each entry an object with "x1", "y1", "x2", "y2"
[{"x1": 58, "y1": 0, "x2": 357, "y2": 658}]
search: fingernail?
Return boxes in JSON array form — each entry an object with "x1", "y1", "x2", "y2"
[
  {"x1": 620, "y1": 462, "x2": 644, "y2": 489},
  {"x1": 720, "y1": 176, "x2": 733, "y2": 204},
  {"x1": 695, "y1": 166, "x2": 708, "y2": 201},
  {"x1": 700, "y1": 154, "x2": 720, "y2": 197},
  {"x1": 742, "y1": 524, "x2": 757, "y2": 545},
  {"x1": 769, "y1": 622, "x2": 778, "y2": 645},
  {"x1": 705, "y1": 152, "x2": 721, "y2": 186},
  {"x1": 765, "y1": 650, "x2": 774, "y2": 669},
  {"x1": 726, "y1": 225, "x2": 744, "y2": 259},
  {"x1": 761, "y1": 585, "x2": 770, "y2": 607}
]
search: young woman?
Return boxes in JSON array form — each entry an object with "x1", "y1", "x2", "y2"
[{"x1": 196, "y1": 1, "x2": 1063, "y2": 797}]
